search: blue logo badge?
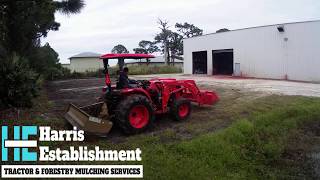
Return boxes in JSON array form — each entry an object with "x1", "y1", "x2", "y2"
[{"x1": 1, "y1": 126, "x2": 38, "y2": 161}]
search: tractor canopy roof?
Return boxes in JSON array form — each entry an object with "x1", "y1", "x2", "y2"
[{"x1": 100, "y1": 53, "x2": 155, "y2": 59}]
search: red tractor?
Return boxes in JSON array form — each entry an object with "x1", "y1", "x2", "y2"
[{"x1": 64, "y1": 54, "x2": 219, "y2": 135}]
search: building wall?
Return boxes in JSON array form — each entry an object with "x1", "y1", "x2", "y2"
[
  {"x1": 184, "y1": 21, "x2": 320, "y2": 82},
  {"x1": 70, "y1": 57, "x2": 104, "y2": 72}
]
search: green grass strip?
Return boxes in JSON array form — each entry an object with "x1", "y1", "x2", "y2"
[{"x1": 142, "y1": 98, "x2": 320, "y2": 179}]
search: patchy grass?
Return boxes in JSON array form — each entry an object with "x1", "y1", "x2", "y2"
[
  {"x1": 127, "y1": 65, "x2": 182, "y2": 75},
  {"x1": 83, "y1": 96, "x2": 320, "y2": 179},
  {"x1": 2, "y1": 87, "x2": 320, "y2": 178},
  {"x1": 276, "y1": 118, "x2": 320, "y2": 179},
  {"x1": 28, "y1": 95, "x2": 320, "y2": 179},
  {"x1": 56, "y1": 65, "x2": 183, "y2": 80},
  {"x1": 138, "y1": 96, "x2": 320, "y2": 179}
]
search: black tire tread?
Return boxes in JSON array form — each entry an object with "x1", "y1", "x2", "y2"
[
  {"x1": 170, "y1": 98, "x2": 192, "y2": 121},
  {"x1": 116, "y1": 95, "x2": 154, "y2": 134}
]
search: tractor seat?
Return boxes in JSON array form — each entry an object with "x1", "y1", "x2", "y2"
[{"x1": 116, "y1": 81, "x2": 139, "y2": 89}]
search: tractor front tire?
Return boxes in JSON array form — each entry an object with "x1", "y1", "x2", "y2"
[
  {"x1": 116, "y1": 95, "x2": 154, "y2": 134},
  {"x1": 170, "y1": 98, "x2": 192, "y2": 121}
]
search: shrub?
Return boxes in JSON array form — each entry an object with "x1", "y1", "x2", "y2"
[
  {"x1": 25, "y1": 44, "x2": 75, "y2": 81},
  {"x1": 59, "y1": 66, "x2": 72, "y2": 79},
  {"x1": 45, "y1": 66, "x2": 73, "y2": 80},
  {"x1": 57, "y1": 65, "x2": 182, "y2": 80},
  {"x1": 84, "y1": 69, "x2": 105, "y2": 78},
  {"x1": 64, "y1": 69, "x2": 105, "y2": 79},
  {"x1": 127, "y1": 65, "x2": 182, "y2": 75},
  {"x1": 0, "y1": 54, "x2": 41, "y2": 109}
]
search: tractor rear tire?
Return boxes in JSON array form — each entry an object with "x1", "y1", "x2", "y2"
[
  {"x1": 116, "y1": 95, "x2": 154, "y2": 134},
  {"x1": 170, "y1": 98, "x2": 192, "y2": 121}
]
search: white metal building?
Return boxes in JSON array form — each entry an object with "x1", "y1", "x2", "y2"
[
  {"x1": 184, "y1": 20, "x2": 320, "y2": 82},
  {"x1": 68, "y1": 52, "x2": 103, "y2": 72}
]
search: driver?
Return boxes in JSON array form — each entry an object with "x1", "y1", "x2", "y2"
[{"x1": 118, "y1": 67, "x2": 136, "y2": 88}]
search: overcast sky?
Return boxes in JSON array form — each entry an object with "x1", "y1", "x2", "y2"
[{"x1": 43, "y1": 0, "x2": 320, "y2": 64}]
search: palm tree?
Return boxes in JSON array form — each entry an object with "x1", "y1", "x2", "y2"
[{"x1": 54, "y1": 0, "x2": 85, "y2": 15}]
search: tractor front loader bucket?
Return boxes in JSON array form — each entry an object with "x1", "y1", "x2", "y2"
[{"x1": 64, "y1": 102, "x2": 113, "y2": 135}]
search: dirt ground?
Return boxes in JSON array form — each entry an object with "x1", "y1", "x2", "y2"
[
  {"x1": 135, "y1": 74, "x2": 320, "y2": 97},
  {"x1": 46, "y1": 74, "x2": 320, "y2": 142},
  {"x1": 47, "y1": 74, "x2": 320, "y2": 112},
  {"x1": 45, "y1": 75, "x2": 258, "y2": 141},
  {"x1": 45, "y1": 75, "x2": 320, "y2": 177},
  {"x1": 46, "y1": 78, "x2": 106, "y2": 116}
]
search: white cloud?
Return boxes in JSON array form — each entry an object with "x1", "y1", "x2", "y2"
[{"x1": 43, "y1": 0, "x2": 320, "y2": 63}]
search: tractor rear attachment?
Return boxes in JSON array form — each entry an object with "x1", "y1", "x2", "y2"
[{"x1": 64, "y1": 102, "x2": 113, "y2": 135}]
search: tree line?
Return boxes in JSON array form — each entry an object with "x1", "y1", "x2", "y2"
[
  {"x1": 111, "y1": 19, "x2": 204, "y2": 65},
  {"x1": 0, "y1": 0, "x2": 85, "y2": 109},
  {"x1": 0, "y1": 1, "x2": 228, "y2": 109}
]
